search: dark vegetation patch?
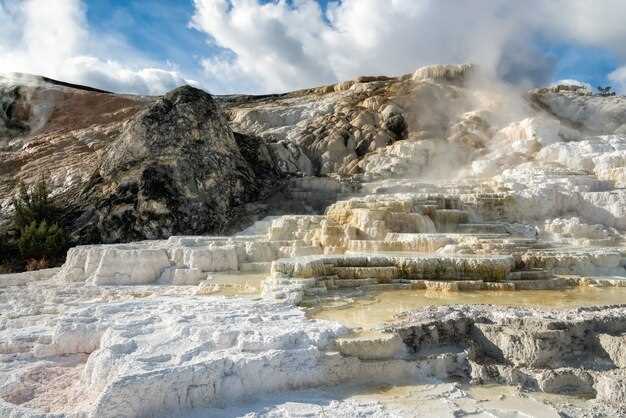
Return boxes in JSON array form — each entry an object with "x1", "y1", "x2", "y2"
[{"x1": 0, "y1": 175, "x2": 68, "y2": 272}]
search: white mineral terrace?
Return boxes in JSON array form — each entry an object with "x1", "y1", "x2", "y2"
[{"x1": 2, "y1": 179, "x2": 626, "y2": 417}]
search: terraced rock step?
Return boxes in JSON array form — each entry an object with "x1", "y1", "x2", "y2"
[
  {"x1": 521, "y1": 248, "x2": 626, "y2": 275},
  {"x1": 347, "y1": 233, "x2": 455, "y2": 253},
  {"x1": 334, "y1": 266, "x2": 400, "y2": 282},
  {"x1": 55, "y1": 234, "x2": 324, "y2": 285},
  {"x1": 506, "y1": 269, "x2": 553, "y2": 280},
  {"x1": 336, "y1": 333, "x2": 408, "y2": 360},
  {"x1": 456, "y1": 223, "x2": 510, "y2": 234},
  {"x1": 271, "y1": 254, "x2": 515, "y2": 281}
]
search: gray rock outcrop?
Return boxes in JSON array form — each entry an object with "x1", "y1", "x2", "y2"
[
  {"x1": 390, "y1": 304, "x2": 626, "y2": 409},
  {"x1": 0, "y1": 78, "x2": 285, "y2": 243},
  {"x1": 73, "y1": 86, "x2": 264, "y2": 241}
]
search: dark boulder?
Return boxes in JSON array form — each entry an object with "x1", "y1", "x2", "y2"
[{"x1": 72, "y1": 85, "x2": 275, "y2": 242}]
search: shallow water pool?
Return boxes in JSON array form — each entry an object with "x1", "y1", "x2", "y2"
[{"x1": 310, "y1": 286, "x2": 626, "y2": 329}]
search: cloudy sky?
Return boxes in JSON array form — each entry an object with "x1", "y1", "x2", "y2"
[{"x1": 1, "y1": 0, "x2": 626, "y2": 95}]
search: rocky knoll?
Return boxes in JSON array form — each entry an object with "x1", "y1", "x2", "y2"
[
  {"x1": 3, "y1": 66, "x2": 626, "y2": 245},
  {"x1": 74, "y1": 85, "x2": 265, "y2": 242},
  {"x1": 221, "y1": 65, "x2": 626, "y2": 240},
  {"x1": 0, "y1": 75, "x2": 282, "y2": 243}
]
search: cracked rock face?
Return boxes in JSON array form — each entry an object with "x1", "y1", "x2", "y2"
[
  {"x1": 78, "y1": 85, "x2": 262, "y2": 242},
  {"x1": 390, "y1": 304, "x2": 626, "y2": 412}
]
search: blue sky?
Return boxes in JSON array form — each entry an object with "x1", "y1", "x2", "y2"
[
  {"x1": 545, "y1": 43, "x2": 618, "y2": 89},
  {"x1": 2, "y1": 0, "x2": 626, "y2": 95},
  {"x1": 83, "y1": 0, "x2": 623, "y2": 92},
  {"x1": 86, "y1": 0, "x2": 618, "y2": 86},
  {"x1": 85, "y1": 0, "x2": 208, "y2": 73}
]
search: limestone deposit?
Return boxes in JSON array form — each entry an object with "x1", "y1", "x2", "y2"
[{"x1": 3, "y1": 65, "x2": 626, "y2": 417}]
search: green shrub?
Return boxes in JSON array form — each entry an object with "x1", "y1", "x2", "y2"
[
  {"x1": 12, "y1": 176, "x2": 58, "y2": 230},
  {"x1": 17, "y1": 220, "x2": 67, "y2": 260},
  {"x1": 8, "y1": 175, "x2": 69, "y2": 270}
]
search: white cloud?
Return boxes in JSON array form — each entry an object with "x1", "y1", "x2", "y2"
[
  {"x1": 191, "y1": 0, "x2": 336, "y2": 93},
  {"x1": 200, "y1": 56, "x2": 259, "y2": 94},
  {"x1": 0, "y1": 0, "x2": 191, "y2": 95},
  {"x1": 62, "y1": 57, "x2": 193, "y2": 95},
  {"x1": 539, "y1": 1, "x2": 626, "y2": 58},
  {"x1": 4, "y1": 0, "x2": 626, "y2": 96},
  {"x1": 608, "y1": 67, "x2": 626, "y2": 93},
  {"x1": 191, "y1": 0, "x2": 626, "y2": 94}
]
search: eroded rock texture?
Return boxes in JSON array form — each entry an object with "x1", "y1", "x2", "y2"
[
  {"x1": 75, "y1": 85, "x2": 265, "y2": 241},
  {"x1": 390, "y1": 304, "x2": 626, "y2": 413}
]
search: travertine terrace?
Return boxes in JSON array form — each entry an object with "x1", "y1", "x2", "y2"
[{"x1": 2, "y1": 65, "x2": 626, "y2": 417}]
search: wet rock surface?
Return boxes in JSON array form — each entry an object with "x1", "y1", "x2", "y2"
[
  {"x1": 3, "y1": 272, "x2": 626, "y2": 417},
  {"x1": 390, "y1": 304, "x2": 626, "y2": 412}
]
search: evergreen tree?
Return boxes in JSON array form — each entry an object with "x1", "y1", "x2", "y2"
[
  {"x1": 597, "y1": 86, "x2": 616, "y2": 97},
  {"x1": 10, "y1": 174, "x2": 67, "y2": 264},
  {"x1": 17, "y1": 220, "x2": 66, "y2": 260},
  {"x1": 12, "y1": 175, "x2": 57, "y2": 230}
]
